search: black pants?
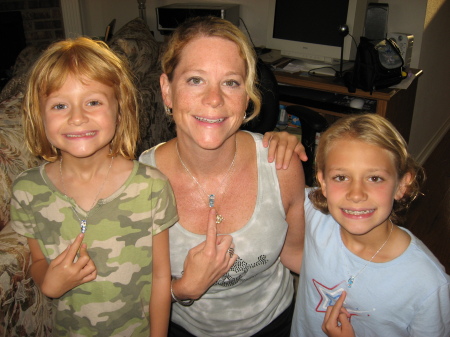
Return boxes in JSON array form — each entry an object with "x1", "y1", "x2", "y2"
[{"x1": 168, "y1": 300, "x2": 295, "y2": 337}]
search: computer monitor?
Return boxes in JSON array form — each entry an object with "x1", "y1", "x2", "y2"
[{"x1": 266, "y1": 0, "x2": 368, "y2": 67}]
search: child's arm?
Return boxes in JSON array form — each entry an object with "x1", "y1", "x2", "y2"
[
  {"x1": 262, "y1": 131, "x2": 307, "y2": 169},
  {"x1": 28, "y1": 233, "x2": 97, "y2": 298},
  {"x1": 150, "y1": 229, "x2": 171, "y2": 337},
  {"x1": 322, "y1": 291, "x2": 355, "y2": 337}
]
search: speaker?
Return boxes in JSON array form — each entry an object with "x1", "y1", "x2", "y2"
[{"x1": 364, "y1": 3, "x2": 389, "y2": 40}]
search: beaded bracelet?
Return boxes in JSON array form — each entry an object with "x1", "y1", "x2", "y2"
[{"x1": 170, "y1": 278, "x2": 194, "y2": 306}]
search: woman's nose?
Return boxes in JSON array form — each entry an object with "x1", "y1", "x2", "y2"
[{"x1": 203, "y1": 84, "x2": 224, "y2": 108}]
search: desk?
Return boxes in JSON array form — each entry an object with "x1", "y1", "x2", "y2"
[{"x1": 273, "y1": 69, "x2": 422, "y2": 142}]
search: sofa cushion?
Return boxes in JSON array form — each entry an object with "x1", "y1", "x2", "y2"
[
  {"x1": 0, "y1": 44, "x2": 48, "y2": 104},
  {"x1": 0, "y1": 93, "x2": 43, "y2": 230}
]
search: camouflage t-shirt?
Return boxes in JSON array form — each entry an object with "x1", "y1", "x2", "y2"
[{"x1": 10, "y1": 161, "x2": 178, "y2": 337}]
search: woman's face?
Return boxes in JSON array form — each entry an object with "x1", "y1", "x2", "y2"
[{"x1": 161, "y1": 36, "x2": 249, "y2": 149}]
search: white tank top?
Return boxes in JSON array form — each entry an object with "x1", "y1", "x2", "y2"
[{"x1": 139, "y1": 132, "x2": 294, "y2": 337}]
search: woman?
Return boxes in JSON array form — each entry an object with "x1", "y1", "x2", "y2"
[{"x1": 140, "y1": 16, "x2": 305, "y2": 337}]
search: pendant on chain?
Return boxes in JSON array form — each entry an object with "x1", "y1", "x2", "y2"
[
  {"x1": 209, "y1": 195, "x2": 215, "y2": 207},
  {"x1": 347, "y1": 276, "x2": 355, "y2": 288},
  {"x1": 208, "y1": 194, "x2": 223, "y2": 223},
  {"x1": 80, "y1": 220, "x2": 87, "y2": 233}
]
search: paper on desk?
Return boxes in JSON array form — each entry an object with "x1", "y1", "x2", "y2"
[
  {"x1": 390, "y1": 72, "x2": 416, "y2": 90},
  {"x1": 281, "y1": 61, "x2": 305, "y2": 73}
]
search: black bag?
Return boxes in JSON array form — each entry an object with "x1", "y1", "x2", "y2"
[{"x1": 345, "y1": 37, "x2": 406, "y2": 94}]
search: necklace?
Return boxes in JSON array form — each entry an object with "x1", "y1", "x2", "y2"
[
  {"x1": 346, "y1": 220, "x2": 394, "y2": 288},
  {"x1": 176, "y1": 138, "x2": 237, "y2": 224},
  {"x1": 59, "y1": 156, "x2": 114, "y2": 233}
]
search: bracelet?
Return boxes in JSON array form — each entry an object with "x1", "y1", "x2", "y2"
[{"x1": 170, "y1": 278, "x2": 194, "y2": 306}]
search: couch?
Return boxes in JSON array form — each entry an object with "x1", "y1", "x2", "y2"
[{"x1": 0, "y1": 18, "x2": 175, "y2": 336}]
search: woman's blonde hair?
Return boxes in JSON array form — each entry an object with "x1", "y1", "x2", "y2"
[
  {"x1": 161, "y1": 16, "x2": 261, "y2": 123},
  {"x1": 309, "y1": 114, "x2": 425, "y2": 224},
  {"x1": 22, "y1": 37, "x2": 139, "y2": 161}
]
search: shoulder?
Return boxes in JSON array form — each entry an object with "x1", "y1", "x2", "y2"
[
  {"x1": 136, "y1": 161, "x2": 170, "y2": 182},
  {"x1": 12, "y1": 164, "x2": 46, "y2": 189},
  {"x1": 139, "y1": 142, "x2": 166, "y2": 166},
  {"x1": 401, "y1": 227, "x2": 449, "y2": 282}
]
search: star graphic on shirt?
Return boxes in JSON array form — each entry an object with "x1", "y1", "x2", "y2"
[
  {"x1": 313, "y1": 279, "x2": 347, "y2": 313},
  {"x1": 311, "y1": 279, "x2": 373, "y2": 321}
]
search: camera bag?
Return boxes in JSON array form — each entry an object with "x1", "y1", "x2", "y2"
[{"x1": 345, "y1": 37, "x2": 406, "y2": 94}]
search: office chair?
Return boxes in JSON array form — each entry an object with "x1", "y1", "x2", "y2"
[
  {"x1": 242, "y1": 58, "x2": 280, "y2": 134},
  {"x1": 242, "y1": 58, "x2": 329, "y2": 186},
  {"x1": 286, "y1": 105, "x2": 328, "y2": 186}
]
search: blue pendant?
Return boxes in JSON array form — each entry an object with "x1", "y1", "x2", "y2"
[
  {"x1": 347, "y1": 276, "x2": 355, "y2": 288},
  {"x1": 208, "y1": 194, "x2": 215, "y2": 208},
  {"x1": 80, "y1": 220, "x2": 87, "y2": 233}
]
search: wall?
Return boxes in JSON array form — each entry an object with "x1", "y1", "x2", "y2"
[
  {"x1": 406, "y1": 0, "x2": 450, "y2": 162},
  {"x1": 77, "y1": 0, "x2": 449, "y2": 162},
  {"x1": 79, "y1": 0, "x2": 270, "y2": 47}
]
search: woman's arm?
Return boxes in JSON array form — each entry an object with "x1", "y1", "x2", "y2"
[
  {"x1": 150, "y1": 230, "x2": 172, "y2": 337},
  {"x1": 277, "y1": 152, "x2": 305, "y2": 274}
]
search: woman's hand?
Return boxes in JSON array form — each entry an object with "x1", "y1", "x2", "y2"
[
  {"x1": 39, "y1": 233, "x2": 97, "y2": 298},
  {"x1": 173, "y1": 209, "x2": 237, "y2": 301},
  {"x1": 322, "y1": 291, "x2": 355, "y2": 337},
  {"x1": 263, "y1": 131, "x2": 307, "y2": 169}
]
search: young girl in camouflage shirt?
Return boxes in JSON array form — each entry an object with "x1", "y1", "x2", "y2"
[{"x1": 10, "y1": 37, "x2": 178, "y2": 337}]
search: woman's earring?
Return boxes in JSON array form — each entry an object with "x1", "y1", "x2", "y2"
[
  {"x1": 164, "y1": 105, "x2": 173, "y2": 116},
  {"x1": 243, "y1": 111, "x2": 246, "y2": 121}
]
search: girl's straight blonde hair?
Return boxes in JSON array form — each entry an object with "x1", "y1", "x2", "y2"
[{"x1": 23, "y1": 37, "x2": 139, "y2": 161}]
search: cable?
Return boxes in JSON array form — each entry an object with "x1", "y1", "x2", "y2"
[{"x1": 239, "y1": 17, "x2": 256, "y2": 48}]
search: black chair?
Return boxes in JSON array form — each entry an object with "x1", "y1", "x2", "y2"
[
  {"x1": 286, "y1": 105, "x2": 328, "y2": 186},
  {"x1": 242, "y1": 58, "x2": 329, "y2": 186},
  {"x1": 242, "y1": 58, "x2": 280, "y2": 134}
]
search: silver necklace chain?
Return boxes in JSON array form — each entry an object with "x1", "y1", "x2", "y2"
[
  {"x1": 59, "y1": 156, "x2": 114, "y2": 233},
  {"x1": 347, "y1": 219, "x2": 394, "y2": 288},
  {"x1": 175, "y1": 138, "x2": 237, "y2": 224}
]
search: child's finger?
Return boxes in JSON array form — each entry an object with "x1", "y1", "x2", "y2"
[
  {"x1": 262, "y1": 131, "x2": 274, "y2": 149},
  {"x1": 65, "y1": 233, "x2": 85, "y2": 263},
  {"x1": 323, "y1": 291, "x2": 347, "y2": 330}
]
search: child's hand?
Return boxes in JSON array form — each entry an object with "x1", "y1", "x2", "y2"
[
  {"x1": 322, "y1": 291, "x2": 355, "y2": 337},
  {"x1": 263, "y1": 131, "x2": 307, "y2": 169},
  {"x1": 41, "y1": 233, "x2": 97, "y2": 298}
]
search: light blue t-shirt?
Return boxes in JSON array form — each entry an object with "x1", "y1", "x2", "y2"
[{"x1": 291, "y1": 192, "x2": 450, "y2": 337}]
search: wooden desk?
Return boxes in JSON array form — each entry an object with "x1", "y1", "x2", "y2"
[{"x1": 274, "y1": 69, "x2": 422, "y2": 142}]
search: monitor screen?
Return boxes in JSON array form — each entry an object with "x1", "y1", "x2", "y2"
[{"x1": 266, "y1": 0, "x2": 368, "y2": 64}]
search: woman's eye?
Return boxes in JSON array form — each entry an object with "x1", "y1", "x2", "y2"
[
  {"x1": 224, "y1": 80, "x2": 239, "y2": 87},
  {"x1": 333, "y1": 175, "x2": 347, "y2": 182},
  {"x1": 52, "y1": 103, "x2": 67, "y2": 110},
  {"x1": 87, "y1": 100, "x2": 101, "y2": 107},
  {"x1": 188, "y1": 77, "x2": 202, "y2": 85}
]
